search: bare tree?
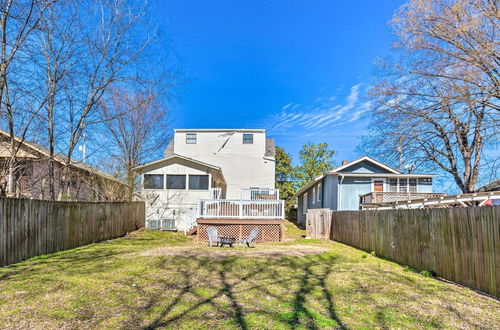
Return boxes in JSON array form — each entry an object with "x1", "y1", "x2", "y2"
[
  {"x1": 31, "y1": 0, "x2": 167, "y2": 200},
  {"x1": 0, "y1": 0, "x2": 53, "y2": 196},
  {"x1": 0, "y1": 0, "x2": 173, "y2": 200},
  {"x1": 100, "y1": 88, "x2": 169, "y2": 201},
  {"x1": 362, "y1": 0, "x2": 500, "y2": 193}
]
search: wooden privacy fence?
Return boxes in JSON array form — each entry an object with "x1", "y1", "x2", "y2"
[
  {"x1": 306, "y1": 207, "x2": 500, "y2": 297},
  {"x1": 0, "y1": 198, "x2": 145, "y2": 266}
]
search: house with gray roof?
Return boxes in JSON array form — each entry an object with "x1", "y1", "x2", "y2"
[{"x1": 294, "y1": 156, "x2": 439, "y2": 223}]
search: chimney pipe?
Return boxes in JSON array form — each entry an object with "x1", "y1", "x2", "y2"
[{"x1": 342, "y1": 160, "x2": 348, "y2": 165}]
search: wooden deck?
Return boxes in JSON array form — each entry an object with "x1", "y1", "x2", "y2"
[{"x1": 196, "y1": 218, "x2": 285, "y2": 243}]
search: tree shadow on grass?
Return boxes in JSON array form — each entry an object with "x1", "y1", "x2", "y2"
[{"x1": 135, "y1": 253, "x2": 347, "y2": 329}]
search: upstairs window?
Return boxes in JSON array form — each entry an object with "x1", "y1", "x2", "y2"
[
  {"x1": 166, "y1": 175, "x2": 186, "y2": 189},
  {"x1": 243, "y1": 133, "x2": 253, "y2": 144},
  {"x1": 317, "y1": 182, "x2": 322, "y2": 202},
  {"x1": 144, "y1": 174, "x2": 164, "y2": 189},
  {"x1": 189, "y1": 175, "x2": 209, "y2": 190},
  {"x1": 419, "y1": 178, "x2": 432, "y2": 185},
  {"x1": 186, "y1": 133, "x2": 197, "y2": 144}
]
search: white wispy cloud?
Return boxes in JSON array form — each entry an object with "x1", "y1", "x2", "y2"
[{"x1": 263, "y1": 83, "x2": 370, "y2": 136}]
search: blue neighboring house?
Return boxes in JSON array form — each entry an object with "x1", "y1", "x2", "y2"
[{"x1": 295, "y1": 156, "x2": 438, "y2": 223}]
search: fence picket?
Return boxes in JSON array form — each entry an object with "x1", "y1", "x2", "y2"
[
  {"x1": 0, "y1": 198, "x2": 145, "y2": 266},
  {"x1": 306, "y1": 206, "x2": 500, "y2": 297}
]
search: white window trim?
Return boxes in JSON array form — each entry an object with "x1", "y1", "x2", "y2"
[
  {"x1": 242, "y1": 133, "x2": 253, "y2": 144},
  {"x1": 186, "y1": 133, "x2": 197, "y2": 144},
  {"x1": 317, "y1": 182, "x2": 321, "y2": 202},
  {"x1": 312, "y1": 187, "x2": 315, "y2": 204},
  {"x1": 389, "y1": 178, "x2": 419, "y2": 193}
]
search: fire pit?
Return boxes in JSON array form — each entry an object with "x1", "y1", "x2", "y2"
[{"x1": 219, "y1": 237, "x2": 236, "y2": 248}]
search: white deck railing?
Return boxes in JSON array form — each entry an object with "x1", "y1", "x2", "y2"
[
  {"x1": 240, "y1": 188, "x2": 279, "y2": 200},
  {"x1": 360, "y1": 192, "x2": 447, "y2": 204},
  {"x1": 198, "y1": 199, "x2": 285, "y2": 219},
  {"x1": 210, "y1": 188, "x2": 222, "y2": 199}
]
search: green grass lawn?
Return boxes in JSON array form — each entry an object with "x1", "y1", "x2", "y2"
[{"x1": 0, "y1": 222, "x2": 499, "y2": 329}]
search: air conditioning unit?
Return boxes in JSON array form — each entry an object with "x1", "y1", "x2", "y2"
[
  {"x1": 147, "y1": 219, "x2": 161, "y2": 230},
  {"x1": 161, "y1": 218, "x2": 176, "y2": 231}
]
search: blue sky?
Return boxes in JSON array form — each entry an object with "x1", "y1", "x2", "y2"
[{"x1": 158, "y1": 0, "x2": 405, "y2": 165}]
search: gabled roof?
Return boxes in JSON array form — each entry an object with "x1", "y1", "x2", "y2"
[
  {"x1": 328, "y1": 156, "x2": 401, "y2": 174},
  {"x1": 132, "y1": 153, "x2": 226, "y2": 183},
  {"x1": 293, "y1": 174, "x2": 325, "y2": 198},
  {"x1": 294, "y1": 155, "x2": 437, "y2": 197},
  {"x1": 0, "y1": 129, "x2": 124, "y2": 185}
]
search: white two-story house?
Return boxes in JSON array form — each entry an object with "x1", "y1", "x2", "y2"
[{"x1": 133, "y1": 129, "x2": 277, "y2": 231}]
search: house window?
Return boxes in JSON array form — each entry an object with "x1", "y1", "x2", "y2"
[
  {"x1": 317, "y1": 182, "x2": 321, "y2": 202},
  {"x1": 166, "y1": 175, "x2": 186, "y2": 189},
  {"x1": 389, "y1": 179, "x2": 398, "y2": 192},
  {"x1": 144, "y1": 174, "x2": 164, "y2": 189},
  {"x1": 312, "y1": 187, "x2": 315, "y2": 204},
  {"x1": 399, "y1": 178, "x2": 408, "y2": 192},
  {"x1": 243, "y1": 133, "x2": 253, "y2": 144},
  {"x1": 189, "y1": 175, "x2": 209, "y2": 190},
  {"x1": 409, "y1": 179, "x2": 417, "y2": 192},
  {"x1": 303, "y1": 193, "x2": 308, "y2": 215},
  {"x1": 186, "y1": 133, "x2": 197, "y2": 144},
  {"x1": 419, "y1": 178, "x2": 432, "y2": 185}
]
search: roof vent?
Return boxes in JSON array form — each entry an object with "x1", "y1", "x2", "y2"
[{"x1": 342, "y1": 160, "x2": 348, "y2": 165}]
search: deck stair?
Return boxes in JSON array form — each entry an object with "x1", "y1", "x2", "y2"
[{"x1": 187, "y1": 226, "x2": 198, "y2": 235}]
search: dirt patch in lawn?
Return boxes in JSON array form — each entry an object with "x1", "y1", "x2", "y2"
[{"x1": 138, "y1": 245, "x2": 330, "y2": 258}]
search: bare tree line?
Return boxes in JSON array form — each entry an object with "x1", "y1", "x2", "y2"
[
  {"x1": 0, "y1": 0, "x2": 173, "y2": 200},
  {"x1": 362, "y1": 0, "x2": 500, "y2": 193}
]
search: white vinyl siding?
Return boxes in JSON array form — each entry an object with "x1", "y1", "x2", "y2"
[{"x1": 173, "y1": 131, "x2": 274, "y2": 199}]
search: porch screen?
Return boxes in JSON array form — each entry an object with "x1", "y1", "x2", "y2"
[
  {"x1": 167, "y1": 175, "x2": 186, "y2": 189},
  {"x1": 144, "y1": 174, "x2": 164, "y2": 189},
  {"x1": 409, "y1": 179, "x2": 417, "y2": 192},
  {"x1": 389, "y1": 179, "x2": 398, "y2": 192},
  {"x1": 189, "y1": 175, "x2": 209, "y2": 190},
  {"x1": 399, "y1": 178, "x2": 408, "y2": 192}
]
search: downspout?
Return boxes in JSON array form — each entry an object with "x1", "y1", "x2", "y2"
[
  {"x1": 338, "y1": 174, "x2": 344, "y2": 211},
  {"x1": 321, "y1": 176, "x2": 325, "y2": 208}
]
